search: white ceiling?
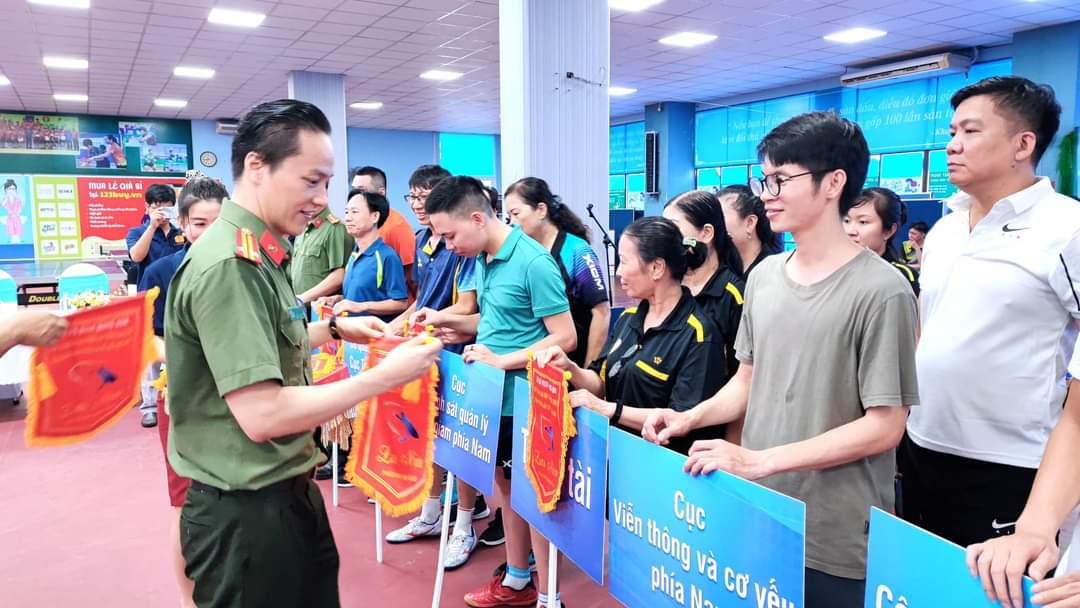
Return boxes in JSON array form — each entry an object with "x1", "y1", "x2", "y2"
[{"x1": 0, "y1": 0, "x2": 1078, "y2": 133}]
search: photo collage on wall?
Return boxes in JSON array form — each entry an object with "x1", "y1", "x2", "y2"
[{"x1": 0, "y1": 110, "x2": 192, "y2": 262}]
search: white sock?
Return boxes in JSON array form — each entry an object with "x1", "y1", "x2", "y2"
[
  {"x1": 453, "y1": 507, "x2": 474, "y2": 537},
  {"x1": 502, "y1": 565, "x2": 531, "y2": 591},
  {"x1": 420, "y1": 497, "x2": 440, "y2": 523}
]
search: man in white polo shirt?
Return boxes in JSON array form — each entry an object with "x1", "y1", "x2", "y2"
[{"x1": 899, "y1": 75, "x2": 1080, "y2": 549}]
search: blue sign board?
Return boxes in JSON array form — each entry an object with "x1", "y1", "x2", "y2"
[
  {"x1": 434, "y1": 351, "x2": 505, "y2": 496},
  {"x1": 510, "y1": 378, "x2": 608, "y2": 585},
  {"x1": 864, "y1": 508, "x2": 1036, "y2": 608},
  {"x1": 608, "y1": 428, "x2": 805, "y2": 607},
  {"x1": 343, "y1": 341, "x2": 367, "y2": 376}
]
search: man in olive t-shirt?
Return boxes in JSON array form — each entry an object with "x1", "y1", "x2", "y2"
[{"x1": 643, "y1": 112, "x2": 919, "y2": 608}]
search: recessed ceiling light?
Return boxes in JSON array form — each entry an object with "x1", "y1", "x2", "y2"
[
  {"x1": 420, "y1": 70, "x2": 463, "y2": 81},
  {"x1": 0, "y1": 75, "x2": 9, "y2": 86},
  {"x1": 609, "y1": 0, "x2": 664, "y2": 11},
  {"x1": 174, "y1": 66, "x2": 215, "y2": 79},
  {"x1": 350, "y1": 101, "x2": 383, "y2": 110},
  {"x1": 824, "y1": 27, "x2": 887, "y2": 44},
  {"x1": 207, "y1": 7, "x2": 266, "y2": 28},
  {"x1": 43, "y1": 56, "x2": 88, "y2": 70},
  {"x1": 609, "y1": 86, "x2": 637, "y2": 96},
  {"x1": 659, "y1": 32, "x2": 717, "y2": 47},
  {"x1": 155, "y1": 98, "x2": 188, "y2": 108},
  {"x1": 29, "y1": 0, "x2": 90, "y2": 7},
  {"x1": 54, "y1": 93, "x2": 88, "y2": 102}
]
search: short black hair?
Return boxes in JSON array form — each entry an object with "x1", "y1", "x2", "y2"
[
  {"x1": 351, "y1": 165, "x2": 387, "y2": 190},
  {"x1": 348, "y1": 188, "x2": 391, "y2": 229},
  {"x1": 424, "y1": 175, "x2": 492, "y2": 218},
  {"x1": 951, "y1": 76, "x2": 1061, "y2": 166},
  {"x1": 909, "y1": 221, "x2": 930, "y2": 234},
  {"x1": 145, "y1": 184, "x2": 176, "y2": 206},
  {"x1": 231, "y1": 99, "x2": 332, "y2": 180},
  {"x1": 409, "y1": 164, "x2": 451, "y2": 191},
  {"x1": 623, "y1": 217, "x2": 708, "y2": 281},
  {"x1": 757, "y1": 111, "x2": 869, "y2": 215},
  {"x1": 178, "y1": 177, "x2": 229, "y2": 218}
]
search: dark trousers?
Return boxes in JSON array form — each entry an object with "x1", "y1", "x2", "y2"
[
  {"x1": 897, "y1": 433, "x2": 1037, "y2": 547},
  {"x1": 181, "y1": 476, "x2": 340, "y2": 608},
  {"x1": 805, "y1": 568, "x2": 865, "y2": 607}
]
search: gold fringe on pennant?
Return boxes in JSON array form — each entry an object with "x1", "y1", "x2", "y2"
[
  {"x1": 345, "y1": 347, "x2": 440, "y2": 518},
  {"x1": 25, "y1": 288, "x2": 159, "y2": 448},
  {"x1": 525, "y1": 353, "x2": 577, "y2": 513}
]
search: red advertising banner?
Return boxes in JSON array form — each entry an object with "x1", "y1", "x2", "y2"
[
  {"x1": 346, "y1": 336, "x2": 439, "y2": 516},
  {"x1": 526, "y1": 354, "x2": 576, "y2": 513},
  {"x1": 25, "y1": 289, "x2": 159, "y2": 447},
  {"x1": 77, "y1": 176, "x2": 184, "y2": 242}
]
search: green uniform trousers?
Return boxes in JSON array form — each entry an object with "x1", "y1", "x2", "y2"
[{"x1": 180, "y1": 476, "x2": 340, "y2": 608}]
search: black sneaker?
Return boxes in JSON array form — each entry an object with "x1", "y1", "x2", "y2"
[
  {"x1": 478, "y1": 507, "x2": 505, "y2": 547},
  {"x1": 314, "y1": 463, "x2": 335, "y2": 481},
  {"x1": 336, "y1": 473, "x2": 352, "y2": 488},
  {"x1": 449, "y1": 494, "x2": 492, "y2": 523},
  {"x1": 490, "y1": 551, "x2": 537, "y2": 577}
]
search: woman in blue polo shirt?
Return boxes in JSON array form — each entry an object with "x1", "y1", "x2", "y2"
[
  {"x1": 535, "y1": 217, "x2": 725, "y2": 446},
  {"x1": 503, "y1": 177, "x2": 610, "y2": 368},
  {"x1": 321, "y1": 190, "x2": 408, "y2": 323}
]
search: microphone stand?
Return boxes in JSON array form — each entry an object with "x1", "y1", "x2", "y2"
[{"x1": 586, "y1": 203, "x2": 615, "y2": 306}]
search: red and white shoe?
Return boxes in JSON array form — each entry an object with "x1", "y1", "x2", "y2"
[{"x1": 463, "y1": 574, "x2": 538, "y2": 608}]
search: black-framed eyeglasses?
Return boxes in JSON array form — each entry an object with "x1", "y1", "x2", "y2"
[
  {"x1": 404, "y1": 193, "x2": 429, "y2": 205},
  {"x1": 749, "y1": 170, "x2": 827, "y2": 197}
]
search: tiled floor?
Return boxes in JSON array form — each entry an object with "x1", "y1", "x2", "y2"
[{"x1": 0, "y1": 404, "x2": 619, "y2": 607}]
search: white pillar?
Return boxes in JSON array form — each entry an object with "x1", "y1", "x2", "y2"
[
  {"x1": 499, "y1": 0, "x2": 611, "y2": 247},
  {"x1": 288, "y1": 71, "x2": 349, "y2": 217}
]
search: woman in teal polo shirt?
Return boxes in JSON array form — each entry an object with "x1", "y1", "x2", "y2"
[{"x1": 317, "y1": 190, "x2": 408, "y2": 323}]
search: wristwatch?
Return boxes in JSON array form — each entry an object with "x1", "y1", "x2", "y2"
[{"x1": 328, "y1": 316, "x2": 341, "y2": 340}]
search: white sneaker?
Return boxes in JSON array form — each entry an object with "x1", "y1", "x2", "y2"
[
  {"x1": 444, "y1": 528, "x2": 477, "y2": 570},
  {"x1": 385, "y1": 513, "x2": 442, "y2": 544}
]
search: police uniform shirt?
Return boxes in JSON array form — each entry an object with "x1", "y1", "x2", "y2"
[
  {"x1": 694, "y1": 266, "x2": 744, "y2": 382},
  {"x1": 589, "y1": 287, "x2": 724, "y2": 422},
  {"x1": 165, "y1": 199, "x2": 317, "y2": 491},
  {"x1": 291, "y1": 208, "x2": 354, "y2": 296},
  {"x1": 126, "y1": 217, "x2": 186, "y2": 284}
]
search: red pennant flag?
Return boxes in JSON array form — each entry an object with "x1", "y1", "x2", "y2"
[
  {"x1": 345, "y1": 336, "x2": 439, "y2": 516},
  {"x1": 25, "y1": 289, "x2": 159, "y2": 447},
  {"x1": 526, "y1": 353, "x2": 576, "y2": 513}
]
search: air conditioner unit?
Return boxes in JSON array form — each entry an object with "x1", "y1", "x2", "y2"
[
  {"x1": 841, "y1": 53, "x2": 972, "y2": 88},
  {"x1": 215, "y1": 119, "x2": 240, "y2": 135}
]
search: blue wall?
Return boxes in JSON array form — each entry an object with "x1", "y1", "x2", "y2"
[
  {"x1": 347, "y1": 127, "x2": 438, "y2": 229},
  {"x1": 190, "y1": 119, "x2": 235, "y2": 193},
  {"x1": 1013, "y1": 22, "x2": 1080, "y2": 185},
  {"x1": 645, "y1": 102, "x2": 696, "y2": 215}
]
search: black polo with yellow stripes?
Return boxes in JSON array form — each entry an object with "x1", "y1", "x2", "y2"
[{"x1": 589, "y1": 287, "x2": 725, "y2": 417}]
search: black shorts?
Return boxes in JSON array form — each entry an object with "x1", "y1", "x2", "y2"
[
  {"x1": 496, "y1": 415, "x2": 514, "y2": 480},
  {"x1": 897, "y1": 433, "x2": 1037, "y2": 547}
]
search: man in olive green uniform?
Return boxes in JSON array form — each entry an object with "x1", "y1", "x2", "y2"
[
  {"x1": 165, "y1": 99, "x2": 442, "y2": 607},
  {"x1": 292, "y1": 207, "x2": 354, "y2": 305}
]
